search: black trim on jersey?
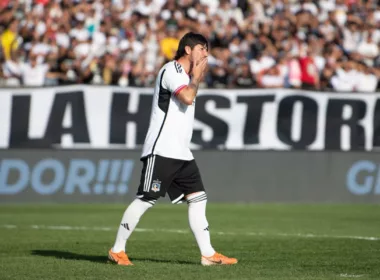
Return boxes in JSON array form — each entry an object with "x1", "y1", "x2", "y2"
[
  {"x1": 151, "y1": 69, "x2": 171, "y2": 155},
  {"x1": 158, "y1": 69, "x2": 171, "y2": 113}
]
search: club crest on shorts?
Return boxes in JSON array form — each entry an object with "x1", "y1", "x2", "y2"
[{"x1": 151, "y1": 180, "x2": 161, "y2": 192}]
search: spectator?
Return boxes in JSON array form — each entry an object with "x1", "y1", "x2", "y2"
[
  {"x1": 19, "y1": 54, "x2": 53, "y2": 86},
  {"x1": 2, "y1": 57, "x2": 21, "y2": 87},
  {"x1": 356, "y1": 63, "x2": 378, "y2": 92},
  {"x1": 159, "y1": 25, "x2": 179, "y2": 62},
  {"x1": 257, "y1": 65, "x2": 285, "y2": 88},
  {"x1": 229, "y1": 62, "x2": 256, "y2": 88},
  {"x1": 1, "y1": 19, "x2": 20, "y2": 61},
  {"x1": 357, "y1": 30, "x2": 379, "y2": 66},
  {"x1": 299, "y1": 45, "x2": 320, "y2": 90}
]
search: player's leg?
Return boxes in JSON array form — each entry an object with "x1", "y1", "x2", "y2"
[
  {"x1": 168, "y1": 160, "x2": 237, "y2": 265},
  {"x1": 186, "y1": 191, "x2": 237, "y2": 265},
  {"x1": 186, "y1": 190, "x2": 215, "y2": 256},
  {"x1": 108, "y1": 196, "x2": 153, "y2": 265},
  {"x1": 109, "y1": 156, "x2": 157, "y2": 265},
  {"x1": 109, "y1": 155, "x2": 179, "y2": 265},
  {"x1": 110, "y1": 198, "x2": 154, "y2": 252}
]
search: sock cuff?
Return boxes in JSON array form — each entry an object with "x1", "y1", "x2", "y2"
[
  {"x1": 186, "y1": 191, "x2": 207, "y2": 204},
  {"x1": 136, "y1": 197, "x2": 156, "y2": 207}
]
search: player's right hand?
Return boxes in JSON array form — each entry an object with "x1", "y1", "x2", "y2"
[{"x1": 193, "y1": 57, "x2": 208, "y2": 80}]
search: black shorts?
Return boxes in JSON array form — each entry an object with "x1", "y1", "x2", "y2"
[{"x1": 136, "y1": 155, "x2": 205, "y2": 203}]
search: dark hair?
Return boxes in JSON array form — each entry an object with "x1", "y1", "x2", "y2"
[{"x1": 174, "y1": 32, "x2": 208, "y2": 60}]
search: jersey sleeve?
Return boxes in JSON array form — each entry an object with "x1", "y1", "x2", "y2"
[{"x1": 162, "y1": 62, "x2": 189, "y2": 96}]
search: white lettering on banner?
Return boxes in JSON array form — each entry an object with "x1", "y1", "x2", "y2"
[
  {"x1": 0, "y1": 86, "x2": 379, "y2": 151},
  {"x1": 28, "y1": 89, "x2": 55, "y2": 141},
  {"x1": 0, "y1": 92, "x2": 11, "y2": 148},
  {"x1": 84, "y1": 86, "x2": 113, "y2": 148}
]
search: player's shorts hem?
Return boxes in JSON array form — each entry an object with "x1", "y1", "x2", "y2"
[
  {"x1": 171, "y1": 194, "x2": 185, "y2": 204},
  {"x1": 140, "y1": 154, "x2": 152, "y2": 161}
]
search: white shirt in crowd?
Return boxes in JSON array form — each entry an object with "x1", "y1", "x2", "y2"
[
  {"x1": 30, "y1": 42, "x2": 50, "y2": 56},
  {"x1": 56, "y1": 32, "x2": 70, "y2": 49},
  {"x1": 357, "y1": 40, "x2": 379, "y2": 66},
  {"x1": 343, "y1": 28, "x2": 361, "y2": 52},
  {"x1": 20, "y1": 63, "x2": 49, "y2": 86},
  {"x1": 260, "y1": 74, "x2": 284, "y2": 88},
  {"x1": 3, "y1": 60, "x2": 21, "y2": 86},
  {"x1": 69, "y1": 27, "x2": 90, "y2": 42},
  {"x1": 249, "y1": 56, "x2": 276, "y2": 74},
  {"x1": 91, "y1": 30, "x2": 107, "y2": 56},
  {"x1": 356, "y1": 73, "x2": 378, "y2": 92},
  {"x1": 331, "y1": 68, "x2": 378, "y2": 92}
]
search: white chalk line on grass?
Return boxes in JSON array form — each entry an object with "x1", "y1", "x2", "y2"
[
  {"x1": 1, "y1": 224, "x2": 379, "y2": 241},
  {"x1": 339, "y1": 274, "x2": 364, "y2": 278}
]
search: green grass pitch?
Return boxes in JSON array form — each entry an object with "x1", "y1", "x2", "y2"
[{"x1": 0, "y1": 203, "x2": 379, "y2": 280}]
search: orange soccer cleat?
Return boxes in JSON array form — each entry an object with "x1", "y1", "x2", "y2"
[
  {"x1": 108, "y1": 249, "x2": 134, "y2": 266},
  {"x1": 201, "y1": 252, "x2": 238, "y2": 266}
]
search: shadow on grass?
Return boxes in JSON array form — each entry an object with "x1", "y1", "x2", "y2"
[{"x1": 31, "y1": 250, "x2": 197, "y2": 265}]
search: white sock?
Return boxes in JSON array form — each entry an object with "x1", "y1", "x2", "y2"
[
  {"x1": 187, "y1": 192, "x2": 215, "y2": 257},
  {"x1": 112, "y1": 198, "x2": 154, "y2": 253}
]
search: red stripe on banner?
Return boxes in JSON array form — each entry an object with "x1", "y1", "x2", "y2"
[{"x1": 174, "y1": 85, "x2": 186, "y2": 96}]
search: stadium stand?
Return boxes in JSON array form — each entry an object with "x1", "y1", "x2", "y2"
[{"x1": 0, "y1": 0, "x2": 379, "y2": 91}]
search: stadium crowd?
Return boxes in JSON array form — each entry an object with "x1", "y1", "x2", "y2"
[{"x1": 0, "y1": 0, "x2": 379, "y2": 92}]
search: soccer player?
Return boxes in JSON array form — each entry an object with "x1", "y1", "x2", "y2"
[{"x1": 108, "y1": 32, "x2": 237, "y2": 266}]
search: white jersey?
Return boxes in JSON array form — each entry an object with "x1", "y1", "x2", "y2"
[{"x1": 141, "y1": 61, "x2": 195, "y2": 161}]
